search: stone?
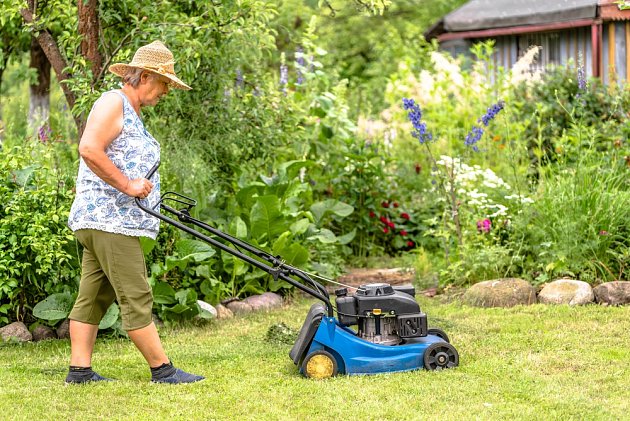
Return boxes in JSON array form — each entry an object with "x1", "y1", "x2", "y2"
[
  {"x1": 225, "y1": 300, "x2": 254, "y2": 315},
  {"x1": 538, "y1": 279, "x2": 594, "y2": 306},
  {"x1": 242, "y1": 292, "x2": 283, "y2": 311},
  {"x1": 197, "y1": 300, "x2": 217, "y2": 318},
  {"x1": 56, "y1": 319, "x2": 70, "y2": 339},
  {"x1": 0, "y1": 321, "x2": 32, "y2": 343},
  {"x1": 462, "y1": 278, "x2": 537, "y2": 308},
  {"x1": 593, "y1": 281, "x2": 630, "y2": 306},
  {"x1": 152, "y1": 314, "x2": 165, "y2": 329},
  {"x1": 215, "y1": 304, "x2": 234, "y2": 319},
  {"x1": 32, "y1": 325, "x2": 56, "y2": 342}
]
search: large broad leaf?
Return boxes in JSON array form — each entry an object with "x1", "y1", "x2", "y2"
[
  {"x1": 279, "y1": 243, "x2": 309, "y2": 267},
  {"x1": 337, "y1": 228, "x2": 357, "y2": 245},
  {"x1": 272, "y1": 231, "x2": 293, "y2": 256},
  {"x1": 250, "y1": 195, "x2": 286, "y2": 241},
  {"x1": 10, "y1": 165, "x2": 38, "y2": 187},
  {"x1": 176, "y1": 239, "x2": 216, "y2": 262},
  {"x1": 98, "y1": 303, "x2": 120, "y2": 330},
  {"x1": 175, "y1": 288, "x2": 197, "y2": 306},
  {"x1": 153, "y1": 282, "x2": 177, "y2": 304},
  {"x1": 229, "y1": 216, "x2": 248, "y2": 239},
  {"x1": 139, "y1": 237, "x2": 156, "y2": 255},
  {"x1": 33, "y1": 293, "x2": 74, "y2": 321},
  {"x1": 310, "y1": 200, "x2": 354, "y2": 224},
  {"x1": 308, "y1": 228, "x2": 338, "y2": 244},
  {"x1": 290, "y1": 218, "x2": 311, "y2": 235},
  {"x1": 277, "y1": 160, "x2": 313, "y2": 179}
]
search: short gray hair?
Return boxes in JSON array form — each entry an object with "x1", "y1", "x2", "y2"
[{"x1": 122, "y1": 67, "x2": 146, "y2": 87}]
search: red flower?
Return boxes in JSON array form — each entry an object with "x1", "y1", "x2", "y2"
[
  {"x1": 400, "y1": 230, "x2": 408, "y2": 236},
  {"x1": 393, "y1": 202, "x2": 399, "y2": 208},
  {"x1": 414, "y1": 163, "x2": 421, "y2": 174},
  {"x1": 383, "y1": 227, "x2": 389, "y2": 234},
  {"x1": 369, "y1": 211, "x2": 376, "y2": 218},
  {"x1": 401, "y1": 212, "x2": 410, "y2": 220},
  {"x1": 380, "y1": 216, "x2": 387, "y2": 223},
  {"x1": 406, "y1": 240, "x2": 415, "y2": 247},
  {"x1": 387, "y1": 221, "x2": 395, "y2": 228},
  {"x1": 381, "y1": 201, "x2": 390, "y2": 208}
]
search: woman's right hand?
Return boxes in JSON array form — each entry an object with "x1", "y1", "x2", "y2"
[{"x1": 126, "y1": 178, "x2": 154, "y2": 199}]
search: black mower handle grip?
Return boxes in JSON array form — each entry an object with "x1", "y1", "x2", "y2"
[{"x1": 145, "y1": 160, "x2": 161, "y2": 180}]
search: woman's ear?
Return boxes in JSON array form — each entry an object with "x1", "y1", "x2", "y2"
[{"x1": 140, "y1": 71, "x2": 151, "y2": 84}]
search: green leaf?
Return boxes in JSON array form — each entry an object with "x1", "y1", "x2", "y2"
[
  {"x1": 250, "y1": 195, "x2": 285, "y2": 241},
  {"x1": 229, "y1": 216, "x2": 248, "y2": 238},
  {"x1": 139, "y1": 237, "x2": 156, "y2": 255},
  {"x1": 33, "y1": 293, "x2": 74, "y2": 321},
  {"x1": 98, "y1": 303, "x2": 120, "y2": 330},
  {"x1": 337, "y1": 228, "x2": 357, "y2": 245},
  {"x1": 176, "y1": 239, "x2": 216, "y2": 262},
  {"x1": 310, "y1": 200, "x2": 354, "y2": 224},
  {"x1": 308, "y1": 228, "x2": 337, "y2": 244},
  {"x1": 290, "y1": 218, "x2": 311, "y2": 235},
  {"x1": 153, "y1": 282, "x2": 176, "y2": 304}
]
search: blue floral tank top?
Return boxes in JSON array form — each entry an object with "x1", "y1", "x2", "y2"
[{"x1": 68, "y1": 90, "x2": 161, "y2": 239}]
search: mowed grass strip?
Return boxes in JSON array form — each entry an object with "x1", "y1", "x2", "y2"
[{"x1": 0, "y1": 297, "x2": 628, "y2": 420}]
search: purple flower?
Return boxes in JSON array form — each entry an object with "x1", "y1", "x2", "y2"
[
  {"x1": 280, "y1": 63, "x2": 288, "y2": 93},
  {"x1": 295, "y1": 47, "x2": 306, "y2": 85},
  {"x1": 465, "y1": 100, "x2": 505, "y2": 151},
  {"x1": 38, "y1": 124, "x2": 52, "y2": 143},
  {"x1": 479, "y1": 101, "x2": 505, "y2": 127},
  {"x1": 402, "y1": 98, "x2": 433, "y2": 144},
  {"x1": 577, "y1": 54, "x2": 587, "y2": 91}
]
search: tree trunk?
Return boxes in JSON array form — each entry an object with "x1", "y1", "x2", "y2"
[
  {"x1": 77, "y1": 0, "x2": 102, "y2": 80},
  {"x1": 20, "y1": 8, "x2": 85, "y2": 136},
  {"x1": 28, "y1": 37, "x2": 51, "y2": 131}
]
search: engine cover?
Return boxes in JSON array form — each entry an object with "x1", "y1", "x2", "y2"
[{"x1": 334, "y1": 283, "x2": 428, "y2": 344}]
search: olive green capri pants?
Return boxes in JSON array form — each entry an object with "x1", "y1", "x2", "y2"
[{"x1": 69, "y1": 229, "x2": 153, "y2": 331}]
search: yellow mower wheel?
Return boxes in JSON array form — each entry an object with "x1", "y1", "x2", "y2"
[{"x1": 302, "y1": 350, "x2": 338, "y2": 379}]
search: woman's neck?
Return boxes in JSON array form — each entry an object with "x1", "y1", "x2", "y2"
[{"x1": 120, "y1": 85, "x2": 142, "y2": 116}]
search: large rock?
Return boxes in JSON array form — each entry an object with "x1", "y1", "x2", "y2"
[
  {"x1": 215, "y1": 304, "x2": 234, "y2": 319},
  {"x1": 32, "y1": 325, "x2": 56, "y2": 342},
  {"x1": 593, "y1": 281, "x2": 630, "y2": 306},
  {"x1": 225, "y1": 300, "x2": 254, "y2": 315},
  {"x1": 0, "y1": 321, "x2": 32, "y2": 342},
  {"x1": 197, "y1": 300, "x2": 217, "y2": 318},
  {"x1": 538, "y1": 279, "x2": 594, "y2": 306},
  {"x1": 463, "y1": 278, "x2": 536, "y2": 308},
  {"x1": 242, "y1": 292, "x2": 283, "y2": 311},
  {"x1": 56, "y1": 319, "x2": 70, "y2": 339}
]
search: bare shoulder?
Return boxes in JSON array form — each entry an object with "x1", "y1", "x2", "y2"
[
  {"x1": 89, "y1": 91, "x2": 124, "y2": 122},
  {"x1": 81, "y1": 92, "x2": 124, "y2": 145}
]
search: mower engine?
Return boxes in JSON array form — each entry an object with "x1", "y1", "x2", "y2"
[{"x1": 335, "y1": 283, "x2": 427, "y2": 346}]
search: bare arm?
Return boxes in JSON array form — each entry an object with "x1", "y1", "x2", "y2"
[{"x1": 78, "y1": 93, "x2": 153, "y2": 198}]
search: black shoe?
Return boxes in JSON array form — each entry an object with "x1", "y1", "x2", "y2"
[
  {"x1": 65, "y1": 369, "x2": 113, "y2": 384},
  {"x1": 151, "y1": 364, "x2": 204, "y2": 384}
]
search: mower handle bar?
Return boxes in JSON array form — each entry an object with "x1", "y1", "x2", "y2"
[{"x1": 135, "y1": 161, "x2": 333, "y2": 316}]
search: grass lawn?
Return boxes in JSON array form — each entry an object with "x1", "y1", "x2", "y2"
[{"x1": 1, "y1": 296, "x2": 629, "y2": 420}]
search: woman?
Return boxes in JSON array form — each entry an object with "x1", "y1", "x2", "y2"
[{"x1": 66, "y1": 41, "x2": 203, "y2": 384}]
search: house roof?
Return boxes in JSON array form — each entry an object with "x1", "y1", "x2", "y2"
[{"x1": 443, "y1": 0, "x2": 598, "y2": 32}]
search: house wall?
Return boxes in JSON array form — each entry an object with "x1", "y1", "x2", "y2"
[{"x1": 602, "y1": 21, "x2": 630, "y2": 84}]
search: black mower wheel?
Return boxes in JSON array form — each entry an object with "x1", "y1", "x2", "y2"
[
  {"x1": 427, "y1": 327, "x2": 450, "y2": 343},
  {"x1": 423, "y1": 342, "x2": 459, "y2": 370},
  {"x1": 302, "y1": 350, "x2": 338, "y2": 379}
]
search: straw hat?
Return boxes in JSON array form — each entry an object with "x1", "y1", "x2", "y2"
[{"x1": 109, "y1": 41, "x2": 191, "y2": 90}]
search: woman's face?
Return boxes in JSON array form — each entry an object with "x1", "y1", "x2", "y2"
[{"x1": 140, "y1": 72, "x2": 170, "y2": 106}]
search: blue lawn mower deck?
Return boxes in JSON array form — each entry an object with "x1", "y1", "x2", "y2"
[{"x1": 138, "y1": 162, "x2": 459, "y2": 379}]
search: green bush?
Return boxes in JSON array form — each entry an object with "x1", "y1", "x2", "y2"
[{"x1": 0, "y1": 140, "x2": 79, "y2": 324}]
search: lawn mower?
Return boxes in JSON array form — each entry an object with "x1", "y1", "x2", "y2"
[{"x1": 137, "y1": 162, "x2": 459, "y2": 379}]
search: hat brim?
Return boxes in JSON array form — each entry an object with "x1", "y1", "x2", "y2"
[{"x1": 109, "y1": 63, "x2": 192, "y2": 91}]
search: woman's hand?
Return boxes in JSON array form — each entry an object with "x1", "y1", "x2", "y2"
[{"x1": 126, "y1": 178, "x2": 154, "y2": 199}]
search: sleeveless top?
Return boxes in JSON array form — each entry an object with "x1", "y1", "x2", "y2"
[{"x1": 68, "y1": 90, "x2": 161, "y2": 239}]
